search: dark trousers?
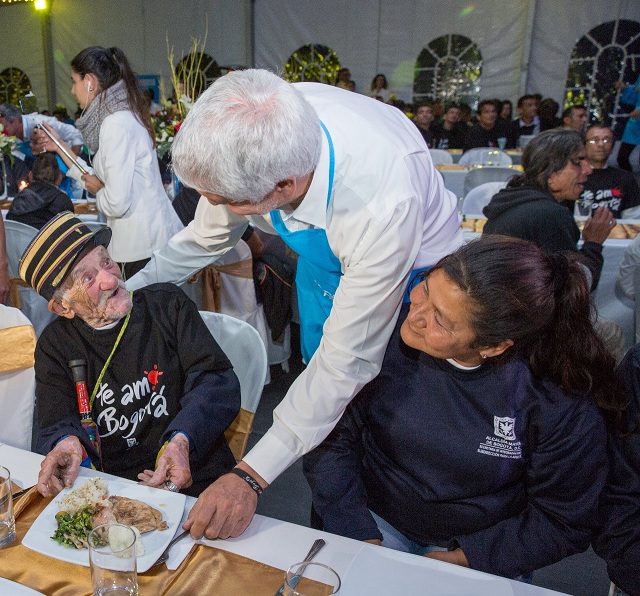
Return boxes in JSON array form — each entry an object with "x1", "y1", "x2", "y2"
[{"x1": 618, "y1": 142, "x2": 637, "y2": 171}]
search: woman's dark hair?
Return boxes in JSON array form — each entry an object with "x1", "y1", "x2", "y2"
[
  {"x1": 507, "y1": 128, "x2": 583, "y2": 192},
  {"x1": 431, "y1": 235, "x2": 626, "y2": 419},
  {"x1": 371, "y1": 74, "x2": 388, "y2": 91},
  {"x1": 71, "y1": 46, "x2": 154, "y2": 143}
]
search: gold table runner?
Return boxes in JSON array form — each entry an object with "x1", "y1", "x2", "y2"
[{"x1": 1, "y1": 488, "x2": 289, "y2": 595}]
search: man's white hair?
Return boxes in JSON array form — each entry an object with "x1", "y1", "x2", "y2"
[{"x1": 172, "y1": 69, "x2": 322, "y2": 203}]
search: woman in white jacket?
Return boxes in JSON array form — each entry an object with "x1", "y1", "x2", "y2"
[{"x1": 36, "y1": 46, "x2": 182, "y2": 278}]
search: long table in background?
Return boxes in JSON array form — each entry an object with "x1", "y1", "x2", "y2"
[{"x1": 463, "y1": 218, "x2": 638, "y2": 352}]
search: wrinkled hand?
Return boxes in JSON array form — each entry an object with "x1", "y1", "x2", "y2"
[
  {"x1": 81, "y1": 173, "x2": 104, "y2": 195},
  {"x1": 0, "y1": 263, "x2": 10, "y2": 305},
  {"x1": 183, "y1": 467, "x2": 260, "y2": 540},
  {"x1": 425, "y1": 548, "x2": 470, "y2": 568},
  {"x1": 37, "y1": 436, "x2": 83, "y2": 497},
  {"x1": 138, "y1": 433, "x2": 192, "y2": 491},
  {"x1": 582, "y1": 207, "x2": 616, "y2": 245}
]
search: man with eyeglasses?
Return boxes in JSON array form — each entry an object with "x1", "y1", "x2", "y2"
[{"x1": 579, "y1": 124, "x2": 640, "y2": 218}]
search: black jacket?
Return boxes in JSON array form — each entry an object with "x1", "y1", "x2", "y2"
[
  {"x1": 482, "y1": 185, "x2": 604, "y2": 290},
  {"x1": 6, "y1": 180, "x2": 74, "y2": 230}
]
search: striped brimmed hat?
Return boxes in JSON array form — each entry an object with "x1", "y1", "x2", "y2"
[{"x1": 19, "y1": 211, "x2": 112, "y2": 301}]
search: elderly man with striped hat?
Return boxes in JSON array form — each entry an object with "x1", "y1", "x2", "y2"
[{"x1": 20, "y1": 212, "x2": 240, "y2": 497}]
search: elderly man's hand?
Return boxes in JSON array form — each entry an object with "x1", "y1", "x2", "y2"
[
  {"x1": 582, "y1": 207, "x2": 616, "y2": 245},
  {"x1": 138, "y1": 433, "x2": 192, "y2": 491},
  {"x1": 183, "y1": 463, "x2": 263, "y2": 540},
  {"x1": 37, "y1": 436, "x2": 83, "y2": 497}
]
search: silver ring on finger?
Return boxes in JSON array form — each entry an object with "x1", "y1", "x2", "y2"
[{"x1": 164, "y1": 480, "x2": 179, "y2": 492}]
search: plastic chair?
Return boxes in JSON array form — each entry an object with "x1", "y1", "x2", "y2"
[
  {"x1": 199, "y1": 310, "x2": 268, "y2": 461},
  {"x1": 459, "y1": 148, "x2": 513, "y2": 167},
  {"x1": 460, "y1": 181, "x2": 508, "y2": 216},
  {"x1": 0, "y1": 304, "x2": 37, "y2": 450},
  {"x1": 462, "y1": 166, "x2": 517, "y2": 196},
  {"x1": 4, "y1": 220, "x2": 56, "y2": 336},
  {"x1": 428, "y1": 149, "x2": 454, "y2": 165}
]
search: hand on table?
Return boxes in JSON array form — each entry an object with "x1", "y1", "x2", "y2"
[
  {"x1": 138, "y1": 433, "x2": 192, "y2": 491},
  {"x1": 582, "y1": 207, "x2": 616, "y2": 245},
  {"x1": 183, "y1": 463, "x2": 263, "y2": 540},
  {"x1": 425, "y1": 547, "x2": 470, "y2": 568},
  {"x1": 37, "y1": 436, "x2": 83, "y2": 497}
]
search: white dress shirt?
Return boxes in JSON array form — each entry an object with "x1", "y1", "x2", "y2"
[{"x1": 127, "y1": 83, "x2": 463, "y2": 482}]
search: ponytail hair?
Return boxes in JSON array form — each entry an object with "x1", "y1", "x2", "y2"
[
  {"x1": 434, "y1": 235, "x2": 626, "y2": 418},
  {"x1": 71, "y1": 46, "x2": 154, "y2": 143}
]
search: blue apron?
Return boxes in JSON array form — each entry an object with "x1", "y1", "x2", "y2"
[
  {"x1": 270, "y1": 123, "x2": 430, "y2": 362},
  {"x1": 270, "y1": 122, "x2": 341, "y2": 362}
]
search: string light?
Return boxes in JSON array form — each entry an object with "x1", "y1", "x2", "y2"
[{"x1": 0, "y1": 0, "x2": 36, "y2": 3}]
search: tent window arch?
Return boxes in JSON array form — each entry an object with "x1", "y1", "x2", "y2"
[
  {"x1": 564, "y1": 19, "x2": 640, "y2": 131},
  {"x1": 174, "y1": 52, "x2": 221, "y2": 100},
  {"x1": 414, "y1": 34, "x2": 482, "y2": 108},
  {"x1": 0, "y1": 67, "x2": 32, "y2": 106},
  {"x1": 284, "y1": 44, "x2": 341, "y2": 84}
]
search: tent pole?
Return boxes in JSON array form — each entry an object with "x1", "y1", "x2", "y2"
[
  {"x1": 40, "y1": 0, "x2": 56, "y2": 110},
  {"x1": 519, "y1": 0, "x2": 537, "y2": 96}
]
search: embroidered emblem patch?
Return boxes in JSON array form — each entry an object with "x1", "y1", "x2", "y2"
[{"x1": 494, "y1": 416, "x2": 516, "y2": 441}]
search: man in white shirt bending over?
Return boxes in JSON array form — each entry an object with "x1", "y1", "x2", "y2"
[{"x1": 127, "y1": 69, "x2": 463, "y2": 540}]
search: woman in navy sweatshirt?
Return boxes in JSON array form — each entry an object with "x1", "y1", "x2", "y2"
[{"x1": 305, "y1": 235, "x2": 624, "y2": 580}]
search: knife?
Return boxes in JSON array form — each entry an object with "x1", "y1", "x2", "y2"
[{"x1": 275, "y1": 538, "x2": 326, "y2": 596}]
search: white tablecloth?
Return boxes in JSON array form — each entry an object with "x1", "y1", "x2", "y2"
[{"x1": 0, "y1": 445, "x2": 566, "y2": 595}]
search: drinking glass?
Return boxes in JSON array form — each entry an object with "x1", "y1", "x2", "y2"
[
  {"x1": 0, "y1": 466, "x2": 16, "y2": 547},
  {"x1": 577, "y1": 197, "x2": 593, "y2": 217},
  {"x1": 284, "y1": 561, "x2": 341, "y2": 595},
  {"x1": 497, "y1": 137, "x2": 507, "y2": 150},
  {"x1": 88, "y1": 523, "x2": 138, "y2": 596}
]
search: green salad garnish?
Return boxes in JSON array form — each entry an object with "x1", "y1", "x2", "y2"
[{"x1": 51, "y1": 508, "x2": 95, "y2": 549}]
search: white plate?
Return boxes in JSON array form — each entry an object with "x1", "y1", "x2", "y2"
[
  {"x1": 22, "y1": 479, "x2": 186, "y2": 572},
  {"x1": 0, "y1": 578, "x2": 45, "y2": 595}
]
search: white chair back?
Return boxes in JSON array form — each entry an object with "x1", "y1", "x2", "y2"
[
  {"x1": 0, "y1": 305, "x2": 36, "y2": 451},
  {"x1": 428, "y1": 149, "x2": 454, "y2": 165},
  {"x1": 459, "y1": 148, "x2": 513, "y2": 167},
  {"x1": 4, "y1": 220, "x2": 36, "y2": 278},
  {"x1": 199, "y1": 310, "x2": 268, "y2": 460},
  {"x1": 4, "y1": 220, "x2": 57, "y2": 336},
  {"x1": 463, "y1": 166, "x2": 517, "y2": 196},
  {"x1": 460, "y1": 181, "x2": 508, "y2": 216}
]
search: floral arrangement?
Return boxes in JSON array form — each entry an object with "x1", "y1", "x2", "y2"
[
  {"x1": 152, "y1": 111, "x2": 182, "y2": 159},
  {"x1": 0, "y1": 122, "x2": 16, "y2": 165}
]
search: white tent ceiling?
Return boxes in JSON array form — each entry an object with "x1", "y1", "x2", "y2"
[{"x1": 1, "y1": 0, "x2": 639, "y2": 112}]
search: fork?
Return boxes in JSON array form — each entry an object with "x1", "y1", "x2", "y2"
[
  {"x1": 274, "y1": 538, "x2": 326, "y2": 595},
  {"x1": 152, "y1": 530, "x2": 191, "y2": 567}
]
